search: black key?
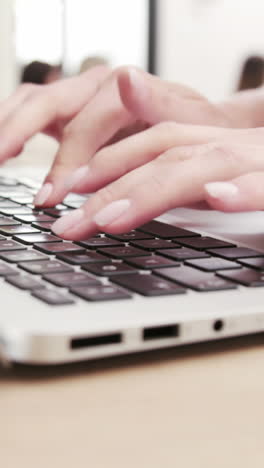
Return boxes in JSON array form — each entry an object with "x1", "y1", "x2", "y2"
[
  {"x1": 32, "y1": 288, "x2": 75, "y2": 305},
  {"x1": 6, "y1": 275, "x2": 44, "y2": 290},
  {"x1": 208, "y1": 247, "x2": 264, "y2": 260},
  {"x1": 13, "y1": 233, "x2": 62, "y2": 245},
  {"x1": 238, "y1": 257, "x2": 264, "y2": 270},
  {"x1": 0, "y1": 240, "x2": 26, "y2": 251},
  {"x1": 0, "y1": 250, "x2": 48, "y2": 263},
  {"x1": 76, "y1": 237, "x2": 123, "y2": 249},
  {"x1": 0, "y1": 225, "x2": 40, "y2": 236},
  {"x1": 185, "y1": 257, "x2": 241, "y2": 272},
  {"x1": 0, "y1": 262, "x2": 19, "y2": 276},
  {"x1": 34, "y1": 242, "x2": 84, "y2": 254},
  {"x1": 82, "y1": 262, "x2": 137, "y2": 276},
  {"x1": 19, "y1": 260, "x2": 73, "y2": 275},
  {"x1": 31, "y1": 221, "x2": 54, "y2": 231},
  {"x1": 154, "y1": 266, "x2": 237, "y2": 292},
  {"x1": 111, "y1": 273, "x2": 186, "y2": 296},
  {"x1": 14, "y1": 214, "x2": 55, "y2": 223},
  {"x1": 0, "y1": 200, "x2": 20, "y2": 208},
  {"x1": 216, "y1": 268, "x2": 264, "y2": 287},
  {"x1": 174, "y1": 236, "x2": 235, "y2": 250},
  {"x1": 130, "y1": 239, "x2": 177, "y2": 251},
  {"x1": 98, "y1": 246, "x2": 150, "y2": 259},
  {"x1": 126, "y1": 255, "x2": 179, "y2": 269},
  {"x1": 106, "y1": 231, "x2": 154, "y2": 241},
  {"x1": 137, "y1": 220, "x2": 200, "y2": 239},
  {"x1": 56, "y1": 251, "x2": 109, "y2": 265},
  {"x1": 0, "y1": 217, "x2": 21, "y2": 226},
  {"x1": 70, "y1": 284, "x2": 132, "y2": 301},
  {"x1": 43, "y1": 271, "x2": 99, "y2": 287},
  {"x1": 0, "y1": 207, "x2": 33, "y2": 215},
  {"x1": 158, "y1": 247, "x2": 209, "y2": 261},
  {"x1": 43, "y1": 208, "x2": 73, "y2": 218}
]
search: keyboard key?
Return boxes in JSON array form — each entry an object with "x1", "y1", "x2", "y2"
[
  {"x1": 6, "y1": 275, "x2": 44, "y2": 290},
  {"x1": 0, "y1": 235, "x2": 7, "y2": 240},
  {"x1": 0, "y1": 240, "x2": 26, "y2": 251},
  {"x1": 126, "y1": 255, "x2": 179, "y2": 269},
  {"x1": 76, "y1": 237, "x2": 123, "y2": 249},
  {"x1": 43, "y1": 208, "x2": 73, "y2": 218},
  {"x1": 19, "y1": 260, "x2": 73, "y2": 275},
  {"x1": 137, "y1": 220, "x2": 200, "y2": 239},
  {"x1": 237, "y1": 257, "x2": 264, "y2": 270},
  {"x1": 154, "y1": 266, "x2": 237, "y2": 292},
  {"x1": 0, "y1": 250, "x2": 48, "y2": 263},
  {"x1": 0, "y1": 262, "x2": 19, "y2": 276},
  {"x1": 34, "y1": 242, "x2": 84, "y2": 254},
  {"x1": 70, "y1": 284, "x2": 132, "y2": 301},
  {"x1": 0, "y1": 217, "x2": 21, "y2": 226},
  {"x1": 0, "y1": 176, "x2": 18, "y2": 186},
  {"x1": 14, "y1": 214, "x2": 55, "y2": 223},
  {"x1": 0, "y1": 207, "x2": 33, "y2": 215},
  {"x1": 174, "y1": 236, "x2": 235, "y2": 250},
  {"x1": 130, "y1": 239, "x2": 177, "y2": 251},
  {"x1": 32, "y1": 288, "x2": 75, "y2": 305},
  {"x1": 11, "y1": 195, "x2": 34, "y2": 204},
  {"x1": 82, "y1": 262, "x2": 137, "y2": 276},
  {"x1": 208, "y1": 247, "x2": 264, "y2": 260},
  {"x1": 31, "y1": 221, "x2": 54, "y2": 231},
  {"x1": 43, "y1": 271, "x2": 99, "y2": 287},
  {"x1": 111, "y1": 273, "x2": 186, "y2": 296},
  {"x1": 13, "y1": 233, "x2": 62, "y2": 245},
  {"x1": 98, "y1": 246, "x2": 150, "y2": 259},
  {"x1": 185, "y1": 257, "x2": 241, "y2": 272},
  {"x1": 216, "y1": 268, "x2": 264, "y2": 287},
  {"x1": 0, "y1": 200, "x2": 20, "y2": 208},
  {"x1": 106, "y1": 231, "x2": 154, "y2": 241},
  {"x1": 0, "y1": 225, "x2": 40, "y2": 236},
  {"x1": 56, "y1": 251, "x2": 109, "y2": 265},
  {"x1": 158, "y1": 247, "x2": 209, "y2": 261}
]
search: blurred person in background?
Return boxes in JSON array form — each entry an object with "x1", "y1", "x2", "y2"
[
  {"x1": 237, "y1": 55, "x2": 264, "y2": 91},
  {"x1": 21, "y1": 61, "x2": 62, "y2": 85}
]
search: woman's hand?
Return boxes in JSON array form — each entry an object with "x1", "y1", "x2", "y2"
[{"x1": 51, "y1": 123, "x2": 264, "y2": 240}]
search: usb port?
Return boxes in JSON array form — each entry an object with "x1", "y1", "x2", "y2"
[
  {"x1": 143, "y1": 324, "x2": 180, "y2": 341},
  {"x1": 71, "y1": 333, "x2": 122, "y2": 350}
]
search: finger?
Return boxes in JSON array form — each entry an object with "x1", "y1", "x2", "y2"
[
  {"x1": 66, "y1": 123, "x2": 227, "y2": 194},
  {"x1": 205, "y1": 171, "x2": 264, "y2": 212},
  {"x1": 0, "y1": 66, "x2": 109, "y2": 162},
  {"x1": 51, "y1": 141, "x2": 261, "y2": 240},
  {"x1": 118, "y1": 67, "x2": 229, "y2": 126}
]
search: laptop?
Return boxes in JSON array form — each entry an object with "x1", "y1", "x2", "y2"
[{"x1": 0, "y1": 165, "x2": 264, "y2": 366}]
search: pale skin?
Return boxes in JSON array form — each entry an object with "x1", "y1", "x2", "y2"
[{"x1": 1, "y1": 65, "x2": 264, "y2": 239}]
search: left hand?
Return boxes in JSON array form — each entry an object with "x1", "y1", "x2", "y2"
[{"x1": 52, "y1": 123, "x2": 264, "y2": 239}]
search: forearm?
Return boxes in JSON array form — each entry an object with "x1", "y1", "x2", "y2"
[{"x1": 219, "y1": 87, "x2": 264, "y2": 128}]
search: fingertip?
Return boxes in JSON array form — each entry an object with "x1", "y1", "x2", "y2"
[{"x1": 117, "y1": 67, "x2": 148, "y2": 117}]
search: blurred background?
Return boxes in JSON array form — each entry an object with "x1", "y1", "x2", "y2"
[{"x1": 1, "y1": 0, "x2": 264, "y2": 101}]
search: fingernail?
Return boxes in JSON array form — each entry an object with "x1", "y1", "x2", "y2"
[
  {"x1": 65, "y1": 165, "x2": 90, "y2": 191},
  {"x1": 52, "y1": 208, "x2": 84, "y2": 235},
  {"x1": 93, "y1": 199, "x2": 131, "y2": 227},
  {"x1": 34, "y1": 183, "x2": 53, "y2": 206},
  {"x1": 127, "y1": 68, "x2": 148, "y2": 100},
  {"x1": 205, "y1": 182, "x2": 239, "y2": 199}
]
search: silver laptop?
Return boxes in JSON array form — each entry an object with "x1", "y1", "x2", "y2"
[{"x1": 0, "y1": 166, "x2": 264, "y2": 366}]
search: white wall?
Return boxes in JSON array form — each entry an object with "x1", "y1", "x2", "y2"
[
  {"x1": 0, "y1": 0, "x2": 16, "y2": 100},
  {"x1": 157, "y1": 0, "x2": 264, "y2": 101}
]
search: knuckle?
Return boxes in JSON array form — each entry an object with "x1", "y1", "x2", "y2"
[
  {"x1": 208, "y1": 142, "x2": 241, "y2": 168},
  {"x1": 96, "y1": 185, "x2": 117, "y2": 206},
  {"x1": 18, "y1": 83, "x2": 40, "y2": 95}
]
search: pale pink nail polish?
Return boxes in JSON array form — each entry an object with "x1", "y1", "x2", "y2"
[
  {"x1": 34, "y1": 183, "x2": 53, "y2": 206},
  {"x1": 65, "y1": 166, "x2": 90, "y2": 191},
  {"x1": 52, "y1": 208, "x2": 84, "y2": 235},
  {"x1": 93, "y1": 199, "x2": 131, "y2": 227},
  {"x1": 205, "y1": 182, "x2": 239, "y2": 199}
]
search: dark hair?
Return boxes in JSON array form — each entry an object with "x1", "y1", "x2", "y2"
[
  {"x1": 21, "y1": 61, "x2": 61, "y2": 84},
  {"x1": 237, "y1": 56, "x2": 264, "y2": 91}
]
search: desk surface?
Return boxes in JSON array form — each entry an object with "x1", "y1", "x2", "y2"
[
  {"x1": 1, "y1": 335, "x2": 264, "y2": 468},
  {"x1": 1, "y1": 144, "x2": 264, "y2": 468}
]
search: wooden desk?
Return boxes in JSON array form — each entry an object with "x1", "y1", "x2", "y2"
[{"x1": 1, "y1": 336, "x2": 264, "y2": 468}]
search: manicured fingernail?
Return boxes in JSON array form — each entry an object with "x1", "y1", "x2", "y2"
[
  {"x1": 52, "y1": 208, "x2": 84, "y2": 235},
  {"x1": 205, "y1": 182, "x2": 239, "y2": 199},
  {"x1": 34, "y1": 183, "x2": 53, "y2": 206},
  {"x1": 93, "y1": 199, "x2": 131, "y2": 227},
  {"x1": 65, "y1": 165, "x2": 90, "y2": 190}
]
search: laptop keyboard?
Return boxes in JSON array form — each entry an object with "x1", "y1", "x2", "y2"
[{"x1": 0, "y1": 175, "x2": 264, "y2": 305}]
